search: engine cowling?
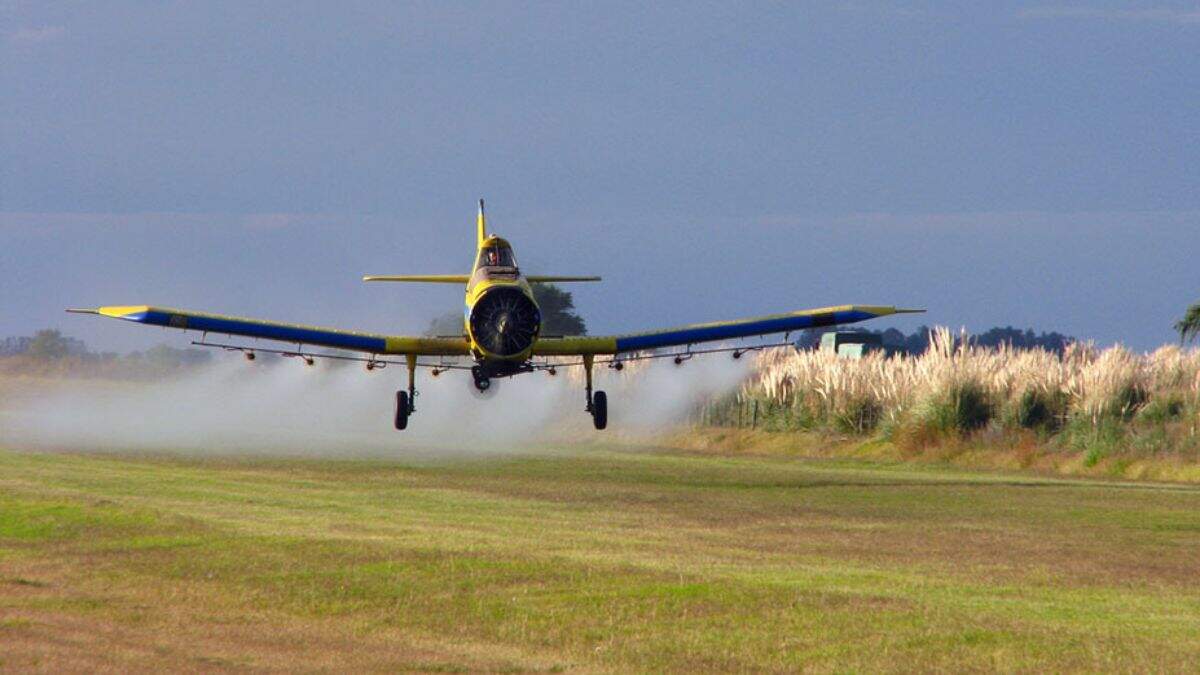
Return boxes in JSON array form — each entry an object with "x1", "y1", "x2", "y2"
[{"x1": 469, "y1": 287, "x2": 541, "y2": 357}]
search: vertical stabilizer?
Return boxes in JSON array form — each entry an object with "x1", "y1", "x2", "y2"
[{"x1": 477, "y1": 198, "x2": 487, "y2": 247}]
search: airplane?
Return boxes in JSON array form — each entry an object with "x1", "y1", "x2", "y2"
[{"x1": 68, "y1": 200, "x2": 922, "y2": 431}]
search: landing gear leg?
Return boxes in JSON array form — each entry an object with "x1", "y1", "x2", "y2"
[
  {"x1": 583, "y1": 354, "x2": 608, "y2": 430},
  {"x1": 471, "y1": 365, "x2": 492, "y2": 392},
  {"x1": 395, "y1": 354, "x2": 417, "y2": 431}
]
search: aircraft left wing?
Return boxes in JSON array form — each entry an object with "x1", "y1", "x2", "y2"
[
  {"x1": 532, "y1": 305, "x2": 922, "y2": 356},
  {"x1": 66, "y1": 305, "x2": 470, "y2": 356}
]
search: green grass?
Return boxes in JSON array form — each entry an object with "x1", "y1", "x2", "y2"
[{"x1": 1, "y1": 446, "x2": 1199, "y2": 672}]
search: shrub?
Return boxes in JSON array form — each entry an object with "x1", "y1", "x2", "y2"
[
  {"x1": 1013, "y1": 388, "x2": 1068, "y2": 431},
  {"x1": 1112, "y1": 383, "x2": 1150, "y2": 421},
  {"x1": 918, "y1": 380, "x2": 992, "y2": 434},
  {"x1": 727, "y1": 328, "x2": 1200, "y2": 458},
  {"x1": 1066, "y1": 346, "x2": 1150, "y2": 424},
  {"x1": 1063, "y1": 416, "x2": 1125, "y2": 464},
  {"x1": 833, "y1": 396, "x2": 882, "y2": 434},
  {"x1": 1137, "y1": 394, "x2": 1185, "y2": 425}
]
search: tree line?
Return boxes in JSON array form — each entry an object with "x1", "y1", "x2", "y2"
[
  {"x1": 0, "y1": 329, "x2": 211, "y2": 378},
  {"x1": 796, "y1": 325, "x2": 1077, "y2": 355}
]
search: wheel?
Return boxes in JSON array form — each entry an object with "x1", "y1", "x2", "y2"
[
  {"x1": 471, "y1": 365, "x2": 492, "y2": 392},
  {"x1": 592, "y1": 390, "x2": 608, "y2": 430},
  {"x1": 395, "y1": 390, "x2": 410, "y2": 430},
  {"x1": 470, "y1": 376, "x2": 499, "y2": 399},
  {"x1": 470, "y1": 365, "x2": 498, "y2": 398}
]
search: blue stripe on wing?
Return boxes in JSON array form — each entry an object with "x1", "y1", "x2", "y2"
[
  {"x1": 122, "y1": 308, "x2": 388, "y2": 352},
  {"x1": 613, "y1": 309, "x2": 876, "y2": 352}
]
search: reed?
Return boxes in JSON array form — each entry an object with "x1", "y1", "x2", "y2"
[{"x1": 707, "y1": 329, "x2": 1200, "y2": 454}]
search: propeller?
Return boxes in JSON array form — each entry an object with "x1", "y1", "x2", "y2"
[{"x1": 470, "y1": 288, "x2": 540, "y2": 356}]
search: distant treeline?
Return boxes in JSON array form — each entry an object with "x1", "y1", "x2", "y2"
[
  {"x1": 796, "y1": 325, "x2": 1076, "y2": 355},
  {"x1": 0, "y1": 329, "x2": 211, "y2": 378}
]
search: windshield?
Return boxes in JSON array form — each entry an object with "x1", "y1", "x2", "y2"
[{"x1": 477, "y1": 244, "x2": 516, "y2": 269}]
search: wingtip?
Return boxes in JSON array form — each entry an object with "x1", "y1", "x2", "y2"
[
  {"x1": 853, "y1": 305, "x2": 926, "y2": 316},
  {"x1": 65, "y1": 308, "x2": 99, "y2": 315}
]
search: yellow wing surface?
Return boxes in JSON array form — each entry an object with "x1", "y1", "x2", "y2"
[
  {"x1": 533, "y1": 305, "x2": 923, "y2": 356},
  {"x1": 526, "y1": 276, "x2": 602, "y2": 283},
  {"x1": 362, "y1": 275, "x2": 600, "y2": 283},
  {"x1": 67, "y1": 306, "x2": 469, "y2": 356},
  {"x1": 362, "y1": 275, "x2": 471, "y2": 283}
]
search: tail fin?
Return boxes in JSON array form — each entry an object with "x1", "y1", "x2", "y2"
[{"x1": 477, "y1": 198, "x2": 487, "y2": 247}]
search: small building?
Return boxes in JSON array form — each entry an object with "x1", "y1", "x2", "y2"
[{"x1": 819, "y1": 331, "x2": 885, "y2": 359}]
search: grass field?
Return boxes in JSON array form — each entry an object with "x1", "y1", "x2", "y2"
[{"x1": 2, "y1": 446, "x2": 1199, "y2": 672}]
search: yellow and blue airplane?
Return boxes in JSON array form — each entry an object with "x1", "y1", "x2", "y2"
[{"x1": 69, "y1": 200, "x2": 921, "y2": 430}]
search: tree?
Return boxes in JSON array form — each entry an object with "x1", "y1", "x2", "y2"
[
  {"x1": 426, "y1": 312, "x2": 465, "y2": 337},
  {"x1": 1176, "y1": 302, "x2": 1200, "y2": 345},
  {"x1": 973, "y1": 326, "x2": 1073, "y2": 355},
  {"x1": 530, "y1": 283, "x2": 587, "y2": 335},
  {"x1": 423, "y1": 283, "x2": 588, "y2": 337},
  {"x1": 26, "y1": 329, "x2": 72, "y2": 360}
]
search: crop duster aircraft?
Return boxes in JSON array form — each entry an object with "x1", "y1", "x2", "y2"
[{"x1": 69, "y1": 200, "x2": 921, "y2": 430}]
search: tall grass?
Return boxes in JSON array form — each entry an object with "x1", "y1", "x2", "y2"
[{"x1": 708, "y1": 328, "x2": 1200, "y2": 455}]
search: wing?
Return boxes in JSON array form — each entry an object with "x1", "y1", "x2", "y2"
[
  {"x1": 532, "y1": 305, "x2": 922, "y2": 356},
  {"x1": 362, "y1": 275, "x2": 470, "y2": 283},
  {"x1": 525, "y1": 276, "x2": 602, "y2": 283},
  {"x1": 67, "y1": 305, "x2": 470, "y2": 356},
  {"x1": 361, "y1": 274, "x2": 600, "y2": 283}
]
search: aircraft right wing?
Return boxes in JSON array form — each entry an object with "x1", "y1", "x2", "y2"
[
  {"x1": 532, "y1": 305, "x2": 923, "y2": 356},
  {"x1": 362, "y1": 275, "x2": 471, "y2": 283},
  {"x1": 525, "y1": 276, "x2": 602, "y2": 283}
]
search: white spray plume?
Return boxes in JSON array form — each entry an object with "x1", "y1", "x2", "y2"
[{"x1": 1, "y1": 351, "x2": 752, "y2": 458}]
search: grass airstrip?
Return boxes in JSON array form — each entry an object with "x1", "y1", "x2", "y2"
[{"x1": 1, "y1": 445, "x2": 1199, "y2": 672}]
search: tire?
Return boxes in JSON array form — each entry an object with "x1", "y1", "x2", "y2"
[
  {"x1": 395, "y1": 390, "x2": 410, "y2": 430},
  {"x1": 470, "y1": 376, "x2": 499, "y2": 399},
  {"x1": 592, "y1": 390, "x2": 608, "y2": 430}
]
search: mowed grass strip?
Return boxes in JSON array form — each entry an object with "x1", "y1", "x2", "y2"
[{"x1": 1, "y1": 447, "x2": 1199, "y2": 672}]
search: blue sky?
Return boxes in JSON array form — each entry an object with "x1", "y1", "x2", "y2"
[{"x1": 2, "y1": 2, "x2": 1197, "y2": 352}]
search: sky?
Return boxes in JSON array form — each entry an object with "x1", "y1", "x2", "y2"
[{"x1": 2, "y1": 1, "x2": 1197, "y2": 353}]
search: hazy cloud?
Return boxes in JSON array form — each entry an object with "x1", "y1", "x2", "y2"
[
  {"x1": 240, "y1": 214, "x2": 300, "y2": 231},
  {"x1": 1019, "y1": 7, "x2": 1200, "y2": 23},
  {"x1": 0, "y1": 212, "x2": 224, "y2": 234},
  {"x1": 6, "y1": 25, "x2": 66, "y2": 46},
  {"x1": 837, "y1": 2, "x2": 928, "y2": 17},
  {"x1": 0, "y1": 212, "x2": 354, "y2": 235}
]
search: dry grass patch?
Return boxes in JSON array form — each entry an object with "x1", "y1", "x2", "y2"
[{"x1": 2, "y1": 448, "x2": 1199, "y2": 672}]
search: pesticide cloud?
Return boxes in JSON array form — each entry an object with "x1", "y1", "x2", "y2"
[{"x1": 2, "y1": 352, "x2": 752, "y2": 458}]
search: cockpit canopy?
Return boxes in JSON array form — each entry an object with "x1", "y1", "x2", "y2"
[{"x1": 476, "y1": 240, "x2": 517, "y2": 271}]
